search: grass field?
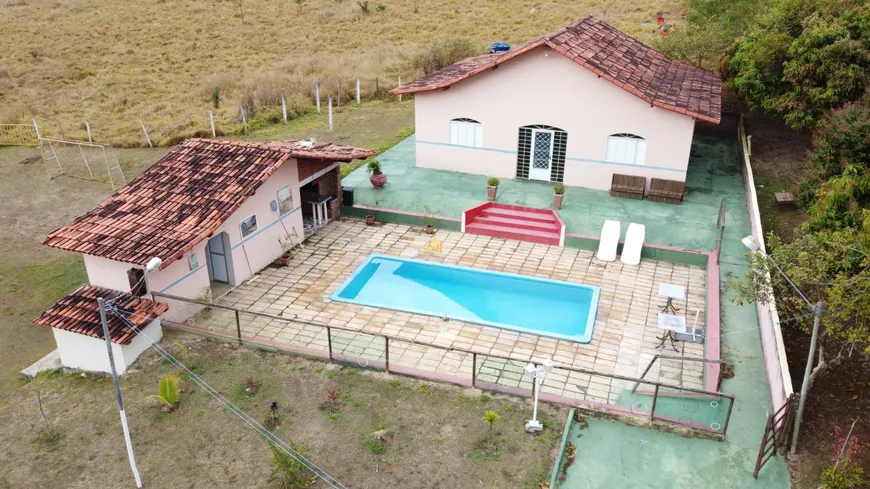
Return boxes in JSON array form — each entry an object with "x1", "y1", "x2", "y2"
[
  {"x1": 0, "y1": 335, "x2": 567, "y2": 488},
  {"x1": 1, "y1": 0, "x2": 680, "y2": 146}
]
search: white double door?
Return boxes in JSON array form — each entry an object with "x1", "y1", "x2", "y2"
[{"x1": 528, "y1": 129, "x2": 554, "y2": 182}]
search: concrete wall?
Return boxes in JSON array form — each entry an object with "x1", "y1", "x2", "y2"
[
  {"x1": 413, "y1": 45, "x2": 697, "y2": 191},
  {"x1": 52, "y1": 319, "x2": 163, "y2": 375}
]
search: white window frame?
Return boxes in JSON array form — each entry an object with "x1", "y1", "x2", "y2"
[
  {"x1": 605, "y1": 133, "x2": 647, "y2": 165},
  {"x1": 449, "y1": 118, "x2": 483, "y2": 147}
]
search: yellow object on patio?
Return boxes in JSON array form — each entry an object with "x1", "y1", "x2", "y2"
[{"x1": 426, "y1": 237, "x2": 442, "y2": 253}]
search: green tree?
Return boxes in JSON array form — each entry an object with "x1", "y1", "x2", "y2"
[
  {"x1": 483, "y1": 410, "x2": 500, "y2": 446},
  {"x1": 733, "y1": 221, "x2": 870, "y2": 385},
  {"x1": 727, "y1": 1, "x2": 870, "y2": 129}
]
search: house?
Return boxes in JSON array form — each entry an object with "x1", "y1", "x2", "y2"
[
  {"x1": 36, "y1": 138, "x2": 373, "y2": 373},
  {"x1": 392, "y1": 16, "x2": 721, "y2": 192}
]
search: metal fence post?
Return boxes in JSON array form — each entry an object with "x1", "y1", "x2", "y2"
[
  {"x1": 234, "y1": 310, "x2": 242, "y2": 346},
  {"x1": 722, "y1": 396, "x2": 735, "y2": 438},
  {"x1": 327, "y1": 326, "x2": 333, "y2": 361},
  {"x1": 384, "y1": 337, "x2": 390, "y2": 372},
  {"x1": 472, "y1": 352, "x2": 477, "y2": 387},
  {"x1": 649, "y1": 384, "x2": 660, "y2": 422}
]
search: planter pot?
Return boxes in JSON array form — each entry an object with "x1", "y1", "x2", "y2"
[
  {"x1": 424, "y1": 224, "x2": 436, "y2": 235},
  {"x1": 370, "y1": 173, "x2": 387, "y2": 189},
  {"x1": 487, "y1": 186, "x2": 498, "y2": 201},
  {"x1": 553, "y1": 194, "x2": 564, "y2": 209},
  {"x1": 276, "y1": 254, "x2": 292, "y2": 266},
  {"x1": 365, "y1": 214, "x2": 375, "y2": 225}
]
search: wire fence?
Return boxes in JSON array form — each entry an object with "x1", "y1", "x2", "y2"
[{"x1": 154, "y1": 291, "x2": 736, "y2": 439}]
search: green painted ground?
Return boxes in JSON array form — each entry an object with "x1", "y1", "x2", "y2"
[
  {"x1": 342, "y1": 135, "x2": 746, "y2": 251},
  {"x1": 343, "y1": 135, "x2": 790, "y2": 488}
]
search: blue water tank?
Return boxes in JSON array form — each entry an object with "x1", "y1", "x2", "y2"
[{"x1": 491, "y1": 42, "x2": 510, "y2": 53}]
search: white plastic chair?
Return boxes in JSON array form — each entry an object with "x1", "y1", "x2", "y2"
[
  {"x1": 620, "y1": 223, "x2": 646, "y2": 265},
  {"x1": 596, "y1": 220, "x2": 621, "y2": 262}
]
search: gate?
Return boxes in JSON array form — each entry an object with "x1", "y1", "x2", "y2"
[
  {"x1": 0, "y1": 124, "x2": 38, "y2": 146},
  {"x1": 753, "y1": 394, "x2": 797, "y2": 478}
]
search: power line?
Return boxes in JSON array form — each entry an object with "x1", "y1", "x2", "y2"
[{"x1": 107, "y1": 305, "x2": 349, "y2": 489}]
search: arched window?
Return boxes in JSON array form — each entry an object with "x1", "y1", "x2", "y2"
[
  {"x1": 605, "y1": 134, "x2": 646, "y2": 165},
  {"x1": 449, "y1": 118, "x2": 482, "y2": 147}
]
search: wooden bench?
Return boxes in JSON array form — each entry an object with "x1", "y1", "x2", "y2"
[
  {"x1": 648, "y1": 178, "x2": 685, "y2": 205},
  {"x1": 610, "y1": 174, "x2": 645, "y2": 200}
]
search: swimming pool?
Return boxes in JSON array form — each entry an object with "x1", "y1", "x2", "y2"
[{"x1": 330, "y1": 255, "x2": 600, "y2": 343}]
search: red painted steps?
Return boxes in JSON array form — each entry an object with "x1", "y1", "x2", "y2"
[{"x1": 462, "y1": 202, "x2": 564, "y2": 246}]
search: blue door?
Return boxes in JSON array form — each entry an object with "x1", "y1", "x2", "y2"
[{"x1": 208, "y1": 234, "x2": 229, "y2": 283}]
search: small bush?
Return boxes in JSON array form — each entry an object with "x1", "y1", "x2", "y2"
[
  {"x1": 357, "y1": 1, "x2": 369, "y2": 14},
  {"x1": 413, "y1": 39, "x2": 481, "y2": 75},
  {"x1": 146, "y1": 373, "x2": 182, "y2": 411},
  {"x1": 32, "y1": 426, "x2": 65, "y2": 451},
  {"x1": 211, "y1": 87, "x2": 220, "y2": 109},
  {"x1": 266, "y1": 441, "x2": 311, "y2": 489},
  {"x1": 487, "y1": 176, "x2": 499, "y2": 187},
  {"x1": 375, "y1": 4, "x2": 385, "y2": 12},
  {"x1": 820, "y1": 462, "x2": 865, "y2": 489},
  {"x1": 365, "y1": 438, "x2": 386, "y2": 454},
  {"x1": 554, "y1": 183, "x2": 565, "y2": 195}
]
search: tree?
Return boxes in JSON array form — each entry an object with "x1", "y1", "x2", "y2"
[
  {"x1": 266, "y1": 441, "x2": 311, "y2": 489},
  {"x1": 727, "y1": 1, "x2": 870, "y2": 129},
  {"x1": 732, "y1": 221, "x2": 870, "y2": 386}
]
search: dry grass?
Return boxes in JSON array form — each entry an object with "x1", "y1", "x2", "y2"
[
  {"x1": 0, "y1": 0, "x2": 680, "y2": 146},
  {"x1": 0, "y1": 334, "x2": 567, "y2": 488}
]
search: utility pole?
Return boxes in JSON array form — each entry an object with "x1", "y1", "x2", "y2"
[
  {"x1": 98, "y1": 298, "x2": 143, "y2": 488},
  {"x1": 791, "y1": 301, "x2": 823, "y2": 454}
]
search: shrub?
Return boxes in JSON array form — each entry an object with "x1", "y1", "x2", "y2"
[
  {"x1": 413, "y1": 39, "x2": 480, "y2": 75},
  {"x1": 211, "y1": 87, "x2": 220, "y2": 109},
  {"x1": 487, "y1": 176, "x2": 499, "y2": 187},
  {"x1": 554, "y1": 183, "x2": 565, "y2": 195},
  {"x1": 266, "y1": 441, "x2": 311, "y2": 489},
  {"x1": 820, "y1": 463, "x2": 865, "y2": 489},
  {"x1": 366, "y1": 160, "x2": 383, "y2": 175},
  {"x1": 484, "y1": 410, "x2": 500, "y2": 445},
  {"x1": 357, "y1": 1, "x2": 369, "y2": 15},
  {"x1": 146, "y1": 373, "x2": 182, "y2": 411}
]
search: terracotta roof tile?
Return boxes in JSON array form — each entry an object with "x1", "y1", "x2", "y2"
[
  {"x1": 393, "y1": 16, "x2": 721, "y2": 123},
  {"x1": 43, "y1": 138, "x2": 373, "y2": 267},
  {"x1": 33, "y1": 285, "x2": 168, "y2": 345}
]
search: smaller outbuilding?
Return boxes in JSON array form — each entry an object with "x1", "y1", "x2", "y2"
[{"x1": 33, "y1": 285, "x2": 168, "y2": 375}]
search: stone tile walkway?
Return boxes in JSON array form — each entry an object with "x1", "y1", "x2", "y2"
[{"x1": 192, "y1": 219, "x2": 708, "y2": 407}]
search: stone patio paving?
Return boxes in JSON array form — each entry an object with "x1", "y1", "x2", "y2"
[{"x1": 189, "y1": 219, "x2": 710, "y2": 410}]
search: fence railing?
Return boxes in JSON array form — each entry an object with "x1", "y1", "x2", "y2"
[
  {"x1": 737, "y1": 115, "x2": 793, "y2": 413},
  {"x1": 714, "y1": 199, "x2": 726, "y2": 264},
  {"x1": 0, "y1": 123, "x2": 38, "y2": 146},
  {"x1": 153, "y1": 291, "x2": 736, "y2": 439}
]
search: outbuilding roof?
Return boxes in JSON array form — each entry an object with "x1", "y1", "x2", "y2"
[
  {"x1": 43, "y1": 138, "x2": 373, "y2": 267},
  {"x1": 393, "y1": 16, "x2": 721, "y2": 124},
  {"x1": 33, "y1": 285, "x2": 168, "y2": 345}
]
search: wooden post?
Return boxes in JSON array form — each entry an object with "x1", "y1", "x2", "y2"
[
  {"x1": 472, "y1": 352, "x2": 477, "y2": 386},
  {"x1": 56, "y1": 120, "x2": 66, "y2": 139},
  {"x1": 356, "y1": 77, "x2": 361, "y2": 105},
  {"x1": 139, "y1": 119, "x2": 153, "y2": 148},
  {"x1": 398, "y1": 76, "x2": 402, "y2": 102},
  {"x1": 85, "y1": 120, "x2": 93, "y2": 143},
  {"x1": 281, "y1": 88, "x2": 288, "y2": 123},
  {"x1": 327, "y1": 326, "x2": 333, "y2": 361},
  {"x1": 240, "y1": 105, "x2": 247, "y2": 135},
  {"x1": 338, "y1": 81, "x2": 342, "y2": 107},
  {"x1": 209, "y1": 110, "x2": 216, "y2": 138},
  {"x1": 315, "y1": 79, "x2": 321, "y2": 113},
  {"x1": 234, "y1": 310, "x2": 242, "y2": 346},
  {"x1": 328, "y1": 96, "x2": 333, "y2": 131},
  {"x1": 375, "y1": 77, "x2": 379, "y2": 98},
  {"x1": 384, "y1": 337, "x2": 389, "y2": 372}
]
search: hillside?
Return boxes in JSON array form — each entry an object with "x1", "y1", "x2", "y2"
[{"x1": 0, "y1": 0, "x2": 680, "y2": 146}]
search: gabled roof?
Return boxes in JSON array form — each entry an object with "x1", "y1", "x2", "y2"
[
  {"x1": 393, "y1": 16, "x2": 721, "y2": 124},
  {"x1": 43, "y1": 138, "x2": 373, "y2": 267},
  {"x1": 34, "y1": 285, "x2": 168, "y2": 345},
  {"x1": 263, "y1": 140, "x2": 375, "y2": 161}
]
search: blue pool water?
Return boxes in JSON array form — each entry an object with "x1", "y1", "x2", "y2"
[{"x1": 330, "y1": 255, "x2": 600, "y2": 343}]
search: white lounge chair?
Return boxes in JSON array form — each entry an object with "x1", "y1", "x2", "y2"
[
  {"x1": 596, "y1": 220, "x2": 620, "y2": 262},
  {"x1": 620, "y1": 223, "x2": 646, "y2": 265}
]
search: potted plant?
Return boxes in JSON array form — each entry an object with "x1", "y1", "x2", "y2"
[
  {"x1": 273, "y1": 233, "x2": 297, "y2": 266},
  {"x1": 367, "y1": 160, "x2": 387, "y2": 189},
  {"x1": 553, "y1": 183, "x2": 565, "y2": 209},
  {"x1": 366, "y1": 200, "x2": 379, "y2": 225},
  {"x1": 487, "y1": 176, "x2": 499, "y2": 201},
  {"x1": 421, "y1": 205, "x2": 440, "y2": 234},
  {"x1": 195, "y1": 286, "x2": 214, "y2": 320}
]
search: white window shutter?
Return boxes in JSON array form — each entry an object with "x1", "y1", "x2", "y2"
[
  {"x1": 450, "y1": 121, "x2": 460, "y2": 145},
  {"x1": 474, "y1": 123, "x2": 483, "y2": 147},
  {"x1": 635, "y1": 139, "x2": 647, "y2": 165}
]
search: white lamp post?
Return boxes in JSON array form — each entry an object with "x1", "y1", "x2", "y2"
[
  {"x1": 524, "y1": 359, "x2": 554, "y2": 433},
  {"x1": 742, "y1": 235, "x2": 821, "y2": 454}
]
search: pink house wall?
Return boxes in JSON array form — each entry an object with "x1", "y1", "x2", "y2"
[
  {"x1": 80, "y1": 159, "x2": 303, "y2": 323},
  {"x1": 413, "y1": 45, "x2": 697, "y2": 191}
]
